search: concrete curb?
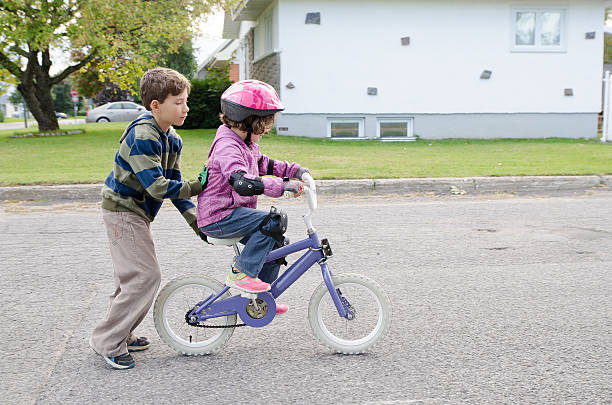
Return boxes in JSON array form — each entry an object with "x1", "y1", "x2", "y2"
[{"x1": 1, "y1": 175, "x2": 611, "y2": 202}]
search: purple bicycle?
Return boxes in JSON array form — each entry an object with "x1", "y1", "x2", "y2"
[{"x1": 153, "y1": 174, "x2": 391, "y2": 354}]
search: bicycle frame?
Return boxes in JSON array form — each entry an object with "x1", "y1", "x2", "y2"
[{"x1": 188, "y1": 175, "x2": 353, "y2": 327}]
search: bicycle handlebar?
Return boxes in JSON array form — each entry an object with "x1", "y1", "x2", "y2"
[
  {"x1": 302, "y1": 173, "x2": 317, "y2": 211},
  {"x1": 301, "y1": 173, "x2": 317, "y2": 233}
]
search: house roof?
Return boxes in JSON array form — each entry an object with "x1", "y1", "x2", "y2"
[
  {"x1": 223, "y1": 0, "x2": 272, "y2": 39},
  {"x1": 229, "y1": 0, "x2": 273, "y2": 21},
  {"x1": 222, "y1": 12, "x2": 241, "y2": 39},
  {"x1": 196, "y1": 39, "x2": 239, "y2": 75}
]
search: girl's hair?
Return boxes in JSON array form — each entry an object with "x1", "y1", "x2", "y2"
[{"x1": 219, "y1": 113, "x2": 276, "y2": 135}]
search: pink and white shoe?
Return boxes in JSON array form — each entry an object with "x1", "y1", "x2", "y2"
[
  {"x1": 226, "y1": 271, "x2": 270, "y2": 292},
  {"x1": 276, "y1": 304, "x2": 288, "y2": 315}
]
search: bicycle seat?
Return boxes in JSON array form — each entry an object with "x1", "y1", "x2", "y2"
[{"x1": 206, "y1": 236, "x2": 242, "y2": 246}]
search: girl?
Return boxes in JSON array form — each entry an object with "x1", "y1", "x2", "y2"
[{"x1": 197, "y1": 80, "x2": 309, "y2": 305}]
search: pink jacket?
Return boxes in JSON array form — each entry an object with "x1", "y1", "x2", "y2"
[{"x1": 196, "y1": 125, "x2": 301, "y2": 228}]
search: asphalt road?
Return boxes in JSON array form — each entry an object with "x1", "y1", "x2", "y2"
[{"x1": 1, "y1": 193, "x2": 610, "y2": 404}]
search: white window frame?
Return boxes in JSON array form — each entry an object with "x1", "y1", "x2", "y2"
[
  {"x1": 327, "y1": 117, "x2": 365, "y2": 139},
  {"x1": 510, "y1": 7, "x2": 567, "y2": 53},
  {"x1": 253, "y1": 5, "x2": 276, "y2": 61},
  {"x1": 376, "y1": 118, "x2": 415, "y2": 141}
]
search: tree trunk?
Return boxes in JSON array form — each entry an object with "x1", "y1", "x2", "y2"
[
  {"x1": 16, "y1": 49, "x2": 60, "y2": 132},
  {"x1": 18, "y1": 80, "x2": 59, "y2": 132}
]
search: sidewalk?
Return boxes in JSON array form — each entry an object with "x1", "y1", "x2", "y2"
[{"x1": 1, "y1": 175, "x2": 611, "y2": 202}]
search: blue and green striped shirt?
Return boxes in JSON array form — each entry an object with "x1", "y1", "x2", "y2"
[{"x1": 101, "y1": 114, "x2": 202, "y2": 232}]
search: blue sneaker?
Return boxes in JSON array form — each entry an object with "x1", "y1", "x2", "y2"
[
  {"x1": 127, "y1": 336, "x2": 150, "y2": 352},
  {"x1": 104, "y1": 353, "x2": 135, "y2": 370}
]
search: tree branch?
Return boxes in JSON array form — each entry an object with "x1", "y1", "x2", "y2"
[
  {"x1": 9, "y1": 45, "x2": 28, "y2": 58},
  {"x1": 0, "y1": 49, "x2": 22, "y2": 78},
  {"x1": 50, "y1": 49, "x2": 98, "y2": 85}
]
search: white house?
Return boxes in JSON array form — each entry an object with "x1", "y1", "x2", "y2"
[
  {"x1": 222, "y1": 0, "x2": 605, "y2": 140},
  {"x1": 195, "y1": 38, "x2": 241, "y2": 82},
  {"x1": 0, "y1": 93, "x2": 18, "y2": 118}
]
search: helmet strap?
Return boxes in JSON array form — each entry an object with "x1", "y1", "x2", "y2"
[{"x1": 244, "y1": 123, "x2": 253, "y2": 145}]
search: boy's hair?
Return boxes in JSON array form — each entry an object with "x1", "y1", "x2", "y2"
[
  {"x1": 140, "y1": 67, "x2": 191, "y2": 111},
  {"x1": 219, "y1": 113, "x2": 276, "y2": 136}
]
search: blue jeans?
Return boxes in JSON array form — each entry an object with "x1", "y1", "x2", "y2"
[{"x1": 200, "y1": 207, "x2": 282, "y2": 283}]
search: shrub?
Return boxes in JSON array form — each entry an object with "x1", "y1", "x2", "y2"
[
  {"x1": 0, "y1": 108, "x2": 4, "y2": 123},
  {"x1": 182, "y1": 68, "x2": 232, "y2": 129}
]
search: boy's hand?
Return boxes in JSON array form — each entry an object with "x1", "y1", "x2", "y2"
[
  {"x1": 198, "y1": 163, "x2": 209, "y2": 189},
  {"x1": 283, "y1": 179, "x2": 304, "y2": 198}
]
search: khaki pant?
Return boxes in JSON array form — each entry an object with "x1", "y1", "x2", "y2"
[{"x1": 90, "y1": 209, "x2": 161, "y2": 357}]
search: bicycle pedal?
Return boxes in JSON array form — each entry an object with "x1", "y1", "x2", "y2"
[{"x1": 240, "y1": 292, "x2": 258, "y2": 300}]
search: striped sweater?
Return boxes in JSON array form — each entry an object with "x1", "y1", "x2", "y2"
[{"x1": 101, "y1": 114, "x2": 202, "y2": 232}]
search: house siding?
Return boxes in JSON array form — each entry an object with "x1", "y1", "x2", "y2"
[
  {"x1": 277, "y1": 112, "x2": 598, "y2": 139},
  {"x1": 271, "y1": 0, "x2": 603, "y2": 139}
]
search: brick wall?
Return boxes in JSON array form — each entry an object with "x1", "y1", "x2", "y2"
[
  {"x1": 250, "y1": 53, "x2": 280, "y2": 93},
  {"x1": 229, "y1": 64, "x2": 239, "y2": 83},
  {"x1": 245, "y1": 28, "x2": 281, "y2": 92}
]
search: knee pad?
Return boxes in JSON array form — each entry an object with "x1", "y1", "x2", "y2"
[{"x1": 259, "y1": 206, "x2": 288, "y2": 242}]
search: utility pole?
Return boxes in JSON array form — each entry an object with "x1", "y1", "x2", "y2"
[{"x1": 21, "y1": 96, "x2": 28, "y2": 128}]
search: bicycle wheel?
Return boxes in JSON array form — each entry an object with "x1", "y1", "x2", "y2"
[
  {"x1": 153, "y1": 275, "x2": 236, "y2": 355},
  {"x1": 308, "y1": 273, "x2": 391, "y2": 354}
]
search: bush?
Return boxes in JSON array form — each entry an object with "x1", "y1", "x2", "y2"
[
  {"x1": 182, "y1": 68, "x2": 232, "y2": 129},
  {"x1": 0, "y1": 108, "x2": 4, "y2": 123}
]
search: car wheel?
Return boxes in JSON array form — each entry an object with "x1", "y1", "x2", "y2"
[{"x1": 96, "y1": 117, "x2": 110, "y2": 123}]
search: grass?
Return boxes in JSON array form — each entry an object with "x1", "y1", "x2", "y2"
[{"x1": 1, "y1": 121, "x2": 611, "y2": 185}]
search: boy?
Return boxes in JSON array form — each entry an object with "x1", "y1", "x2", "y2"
[{"x1": 89, "y1": 67, "x2": 203, "y2": 369}]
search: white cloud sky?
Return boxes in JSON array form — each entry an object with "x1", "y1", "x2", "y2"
[{"x1": 193, "y1": 9, "x2": 226, "y2": 65}]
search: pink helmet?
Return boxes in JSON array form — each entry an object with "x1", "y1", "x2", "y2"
[{"x1": 221, "y1": 80, "x2": 284, "y2": 122}]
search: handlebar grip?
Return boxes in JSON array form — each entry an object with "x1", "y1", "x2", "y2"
[{"x1": 302, "y1": 173, "x2": 317, "y2": 211}]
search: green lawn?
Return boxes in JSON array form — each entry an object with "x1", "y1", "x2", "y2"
[{"x1": 1, "y1": 122, "x2": 611, "y2": 185}]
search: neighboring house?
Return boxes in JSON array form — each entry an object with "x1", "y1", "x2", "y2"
[
  {"x1": 195, "y1": 38, "x2": 240, "y2": 82},
  {"x1": 0, "y1": 93, "x2": 18, "y2": 118},
  {"x1": 222, "y1": 0, "x2": 605, "y2": 140}
]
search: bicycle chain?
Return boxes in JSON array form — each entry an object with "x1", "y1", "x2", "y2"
[{"x1": 185, "y1": 307, "x2": 246, "y2": 328}]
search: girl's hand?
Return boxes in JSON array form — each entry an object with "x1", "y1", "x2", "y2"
[{"x1": 283, "y1": 179, "x2": 304, "y2": 198}]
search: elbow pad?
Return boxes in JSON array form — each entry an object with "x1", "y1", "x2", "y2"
[{"x1": 229, "y1": 171, "x2": 265, "y2": 196}]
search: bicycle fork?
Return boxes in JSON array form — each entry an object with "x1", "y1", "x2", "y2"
[{"x1": 320, "y1": 262, "x2": 355, "y2": 320}]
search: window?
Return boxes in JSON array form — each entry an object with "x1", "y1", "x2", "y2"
[
  {"x1": 122, "y1": 103, "x2": 138, "y2": 109},
  {"x1": 328, "y1": 118, "x2": 364, "y2": 139},
  {"x1": 108, "y1": 103, "x2": 122, "y2": 110},
  {"x1": 377, "y1": 118, "x2": 414, "y2": 140},
  {"x1": 511, "y1": 8, "x2": 566, "y2": 52},
  {"x1": 263, "y1": 13, "x2": 273, "y2": 55},
  {"x1": 253, "y1": 7, "x2": 275, "y2": 60}
]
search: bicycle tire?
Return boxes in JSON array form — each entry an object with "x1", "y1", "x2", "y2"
[
  {"x1": 308, "y1": 273, "x2": 391, "y2": 354},
  {"x1": 153, "y1": 275, "x2": 236, "y2": 355}
]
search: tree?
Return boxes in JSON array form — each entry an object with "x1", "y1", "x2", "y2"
[
  {"x1": 73, "y1": 38, "x2": 197, "y2": 106},
  {"x1": 51, "y1": 81, "x2": 72, "y2": 114},
  {"x1": 0, "y1": 67, "x2": 16, "y2": 95},
  {"x1": 0, "y1": 0, "x2": 226, "y2": 131},
  {"x1": 156, "y1": 40, "x2": 198, "y2": 78},
  {"x1": 9, "y1": 88, "x2": 22, "y2": 107}
]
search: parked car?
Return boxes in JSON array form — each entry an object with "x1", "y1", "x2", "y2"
[
  {"x1": 85, "y1": 102, "x2": 146, "y2": 123},
  {"x1": 55, "y1": 112, "x2": 68, "y2": 119}
]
